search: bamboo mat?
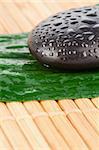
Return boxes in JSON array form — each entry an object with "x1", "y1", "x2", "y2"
[{"x1": 0, "y1": 0, "x2": 99, "y2": 149}]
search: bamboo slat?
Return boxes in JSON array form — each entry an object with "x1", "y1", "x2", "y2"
[
  {"x1": 0, "y1": 128, "x2": 12, "y2": 150},
  {"x1": 41, "y1": 100, "x2": 88, "y2": 150},
  {"x1": 75, "y1": 98, "x2": 99, "y2": 134},
  {"x1": 58, "y1": 100, "x2": 99, "y2": 149},
  {"x1": 0, "y1": 103, "x2": 31, "y2": 149},
  {"x1": 0, "y1": 0, "x2": 99, "y2": 149},
  {"x1": 3, "y1": 3, "x2": 32, "y2": 32},
  {"x1": 0, "y1": 4, "x2": 21, "y2": 34},
  {"x1": 16, "y1": 3, "x2": 39, "y2": 26},
  {"x1": 24, "y1": 101, "x2": 69, "y2": 149},
  {"x1": 7, "y1": 102, "x2": 50, "y2": 149},
  {"x1": 91, "y1": 97, "x2": 99, "y2": 108}
]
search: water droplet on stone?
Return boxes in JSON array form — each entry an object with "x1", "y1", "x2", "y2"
[
  {"x1": 85, "y1": 8, "x2": 92, "y2": 11},
  {"x1": 79, "y1": 25, "x2": 90, "y2": 31},
  {"x1": 75, "y1": 34, "x2": 82, "y2": 38},
  {"x1": 58, "y1": 49, "x2": 62, "y2": 52},
  {"x1": 54, "y1": 22, "x2": 62, "y2": 26},
  {"x1": 42, "y1": 44, "x2": 46, "y2": 47},
  {"x1": 63, "y1": 52, "x2": 66, "y2": 56},
  {"x1": 67, "y1": 28, "x2": 75, "y2": 35},
  {"x1": 64, "y1": 39, "x2": 70, "y2": 43},
  {"x1": 75, "y1": 34, "x2": 84, "y2": 40},
  {"x1": 42, "y1": 51, "x2": 45, "y2": 56},
  {"x1": 36, "y1": 49, "x2": 40, "y2": 53},
  {"x1": 83, "y1": 51, "x2": 87, "y2": 57},
  {"x1": 93, "y1": 24, "x2": 99, "y2": 30},
  {"x1": 86, "y1": 12, "x2": 97, "y2": 17},
  {"x1": 44, "y1": 64, "x2": 50, "y2": 68},
  {"x1": 68, "y1": 51, "x2": 72, "y2": 54},
  {"x1": 88, "y1": 35, "x2": 95, "y2": 41},
  {"x1": 83, "y1": 32, "x2": 93, "y2": 35},
  {"x1": 49, "y1": 52, "x2": 53, "y2": 56},
  {"x1": 73, "y1": 51, "x2": 77, "y2": 54},
  {"x1": 49, "y1": 43, "x2": 53, "y2": 46},
  {"x1": 82, "y1": 18, "x2": 96, "y2": 24}
]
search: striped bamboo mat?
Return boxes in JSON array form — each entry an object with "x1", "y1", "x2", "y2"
[{"x1": 0, "y1": 0, "x2": 99, "y2": 149}]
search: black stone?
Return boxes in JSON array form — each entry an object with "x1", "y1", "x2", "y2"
[{"x1": 28, "y1": 5, "x2": 99, "y2": 70}]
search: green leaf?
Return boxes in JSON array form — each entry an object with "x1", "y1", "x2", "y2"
[{"x1": 0, "y1": 33, "x2": 99, "y2": 102}]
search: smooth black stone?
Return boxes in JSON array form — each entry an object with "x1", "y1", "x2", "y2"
[{"x1": 28, "y1": 5, "x2": 99, "y2": 70}]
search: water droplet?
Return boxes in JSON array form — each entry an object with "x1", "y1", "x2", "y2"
[
  {"x1": 90, "y1": 44, "x2": 94, "y2": 47},
  {"x1": 66, "y1": 15, "x2": 71, "y2": 17},
  {"x1": 61, "y1": 26, "x2": 68, "y2": 29},
  {"x1": 75, "y1": 34, "x2": 84, "y2": 41},
  {"x1": 79, "y1": 25, "x2": 90, "y2": 31},
  {"x1": 94, "y1": 48, "x2": 97, "y2": 53},
  {"x1": 83, "y1": 32, "x2": 93, "y2": 35},
  {"x1": 71, "y1": 21, "x2": 78, "y2": 24},
  {"x1": 63, "y1": 43, "x2": 66, "y2": 46},
  {"x1": 87, "y1": 12, "x2": 97, "y2": 17},
  {"x1": 57, "y1": 44, "x2": 60, "y2": 47},
  {"x1": 89, "y1": 49, "x2": 93, "y2": 53},
  {"x1": 68, "y1": 51, "x2": 72, "y2": 54},
  {"x1": 49, "y1": 43, "x2": 53, "y2": 46},
  {"x1": 52, "y1": 47, "x2": 55, "y2": 51},
  {"x1": 73, "y1": 51, "x2": 77, "y2": 54},
  {"x1": 81, "y1": 18, "x2": 96, "y2": 24},
  {"x1": 35, "y1": 39, "x2": 38, "y2": 43},
  {"x1": 68, "y1": 42, "x2": 71, "y2": 46},
  {"x1": 49, "y1": 52, "x2": 53, "y2": 56},
  {"x1": 44, "y1": 64, "x2": 50, "y2": 68},
  {"x1": 62, "y1": 57, "x2": 66, "y2": 61},
  {"x1": 58, "y1": 49, "x2": 62, "y2": 52},
  {"x1": 76, "y1": 43, "x2": 79, "y2": 46},
  {"x1": 67, "y1": 28, "x2": 75, "y2": 35},
  {"x1": 42, "y1": 51, "x2": 45, "y2": 56},
  {"x1": 64, "y1": 39, "x2": 70, "y2": 43},
  {"x1": 75, "y1": 34, "x2": 82, "y2": 38},
  {"x1": 83, "y1": 51, "x2": 87, "y2": 57},
  {"x1": 93, "y1": 24, "x2": 99, "y2": 30},
  {"x1": 42, "y1": 23, "x2": 50, "y2": 27},
  {"x1": 63, "y1": 49, "x2": 65, "y2": 52},
  {"x1": 82, "y1": 43, "x2": 85, "y2": 47},
  {"x1": 85, "y1": 44, "x2": 89, "y2": 47},
  {"x1": 43, "y1": 44, "x2": 46, "y2": 47},
  {"x1": 89, "y1": 53, "x2": 93, "y2": 57},
  {"x1": 74, "y1": 10, "x2": 82, "y2": 12},
  {"x1": 70, "y1": 18, "x2": 77, "y2": 20},
  {"x1": 88, "y1": 35, "x2": 95, "y2": 41},
  {"x1": 92, "y1": 41, "x2": 96, "y2": 44},
  {"x1": 85, "y1": 8, "x2": 92, "y2": 11},
  {"x1": 36, "y1": 49, "x2": 40, "y2": 53},
  {"x1": 50, "y1": 39, "x2": 54, "y2": 42},
  {"x1": 72, "y1": 41, "x2": 77, "y2": 46},
  {"x1": 63, "y1": 52, "x2": 65, "y2": 56},
  {"x1": 54, "y1": 22, "x2": 62, "y2": 26}
]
